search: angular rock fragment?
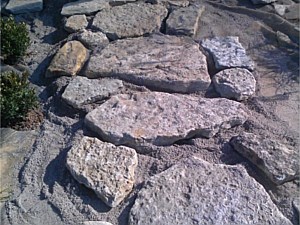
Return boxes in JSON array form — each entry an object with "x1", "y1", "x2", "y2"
[
  {"x1": 166, "y1": 5, "x2": 205, "y2": 37},
  {"x1": 5, "y1": 0, "x2": 43, "y2": 14},
  {"x1": 62, "y1": 77, "x2": 123, "y2": 110},
  {"x1": 251, "y1": 0, "x2": 276, "y2": 4},
  {"x1": 284, "y1": 3, "x2": 300, "y2": 20},
  {"x1": 147, "y1": 0, "x2": 189, "y2": 8},
  {"x1": 92, "y1": 3, "x2": 168, "y2": 40},
  {"x1": 273, "y1": 4, "x2": 289, "y2": 16},
  {"x1": 85, "y1": 34, "x2": 210, "y2": 93},
  {"x1": 64, "y1": 15, "x2": 88, "y2": 33},
  {"x1": 85, "y1": 92, "x2": 248, "y2": 152},
  {"x1": 212, "y1": 68, "x2": 256, "y2": 101},
  {"x1": 66, "y1": 137, "x2": 138, "y2": 207},
  {"x1": 230, "y1": 132, "x2": 299, "y2": 185},
  {"x1": 77, "y1": 30, "x2": 109, "y2": 49},
  {"x1": 61, "y1": 0, "x2": 110, "y2": 16},
  {"x1": 46, "y1": 41, "x2": 89, "y2": 77},
  {"x1": 129, "y1": 157, "x2": 292, "y2": 225},
  {"x1": 201, "y1": 36, "x2": 255, "y2": 71}
]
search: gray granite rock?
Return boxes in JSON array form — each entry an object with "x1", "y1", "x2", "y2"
[
  {"x1": 85, "y1": 92, "x2": 248, "y2": 152},
  {"x1": 274, "y1": 4, "x2": 289, "y2": 16},
  {"x1": 251, "y1": 0, "x2": 276, "y2": 4},
  {"x1": 83, "y1": 222, "x2": 113, "y2": 225},
  {"x1": 129, "y1": 157, "x2": 292, "y2": 225},
  {"x1": 230, "y1": 132, "x2": 299, "y2": 185},
  {"x1": 46, "y1": 41, "x2": 89, "y2": 77},
  {"x1": 293, "y1": 198, "x2": 300, "y2": 215},
  {"x1": 109, "y1": 0, "x2": 137, "y2": 6},
  {"x1": 77, "y1": 30, "x2": 109, "y2": 49},
  {"x1": 5, "y1": 0, "x2": 43, "y2": 14},
  {"x1": 64, "y1": 15, "x2": 88, "y2": 33},
  {"x1": 166, "y1": 5, "x2": 205, "y2": 37},
  {"x1": 66, "y1": 136, "x2": 138, "y2": 207},
  {"x1": 284, "y1": 3, "x2": 300, "y2": 20},
  {"x1": 62, "y1": 77, "x2": 123, "y2": 110},
  {"x1": 147, "y1": 0, "x2": 189, "y2": 8},
  {"x1": 201, "y1": 36, "x2": 255, "y2": 71},
  {"x1": 85, "y1": 34, "x2": 210, "y2": 93},
  {"x1": 92, "y1": 3, "x2": 167, "y2": 40},
  {"x1": 212, "y1": 68, "x2": 256, "y2": 101},
  {"x1": 61, "y1": 0, "x2": 110, "y2": 16}
]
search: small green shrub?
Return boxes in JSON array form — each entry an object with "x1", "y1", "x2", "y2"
[
  {"x1": 1, "y1": 16, "x2": 30, "y2": 64},
  {"x1": 0, "y1": 71, "x2": 38, "y2": 127}
]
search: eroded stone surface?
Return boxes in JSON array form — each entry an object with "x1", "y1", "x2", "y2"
[
  {"x1": 129, "y1": 157, "x2": 292, "y2": 225},
  {"x1": 77, "y1": 30, "x2": 109, "y2": 49},
  {"x1": 166, "y1": 5, "x2": 205, "y2": 37},
  {"x1": 84, "y1": 92, "x2": 248, "y2": 152},
  {"x1": 64, "y1": 15, "x2": 88, "y2": 33},
  {"x1": 201, "y1": 36, "x2": 255, "y2": 71},
  {"x1": 5, "y1": 0, "x2": 43, "y2": 14},
  {"x1": 230, "y1": 132, "x2": 299, "y2": 185},
  {"x1": 66, "y1": 137, "x2": 138, "y2": 207},
  {"x1": 46, "y1": 41, "x2": 89, "y2": 77},
  {"x1": 212, "y1": 68, "x2": 256, "y2": 101},
  {"x1": 62, "y1": 76, "x2": 123, "y2": 110},
  {"x1": 85, "y1": 34, "x2": 210, "y2": 93},
  {"x1": 92, "y1": 3, "x2": 168, "y2": 40},
  {"x1": 61, "y1": 0, "x2": 110, "y2": 16}
]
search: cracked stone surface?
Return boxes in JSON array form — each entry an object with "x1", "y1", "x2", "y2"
[
  {"x1": 85, "y1": 34, "x2": 210, "y2": 93},
  {"x1": 92, "y1": 3, "x2": 168, "y2": 40},
  {"x1": 201, "y1": 36, "x2": 255, "y2": 71},
  {"x1": 166, "y1": 5, "x2": 205, "y2": 37},
  {"x1": 129, "y1": 157, "x2": 292, "y2": 225},
  {"x1": 230, "y1": 132, "x2": 299, "y2": 185},
  {"x1": 66, "y1": 136, "x2": 138, "y2": 207},
  {"x1": 84, "y1": 92, "x2": 248, "y2": 152}
]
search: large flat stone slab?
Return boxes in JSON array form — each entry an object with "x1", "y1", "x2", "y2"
[
  {"x1": 230, "y1": 132, "x2": 299, "y2": 185},
  {"x1": 92, "y1": 3, "x2": 168, "y2": 40},
  {"x1": 129, "y1": 157, "x2": 292, "y2": 225},
  {"x1": 201, "y1": 36, "x2": 255, "y2": 71},
  {"x1": 62, "y1": 76, "x2": 123, "y2": 111},
  {"x1": 46, "y1": 41, "x2": 89, "y2": 77},
  {"x1": 212, "y1": 68, "x2": 256, "y2": 101},
  {"x1": 166, "y1": 5, "x2": 205, "y2": 37},
  {"x1": 85, "y1": 34, "x2": 211, "y2": 93},
  {"x1": 61, "y1": 0, "x2": 110, "y2": 16},
  {"x1": 84, "y1": 92, "x2": 248, "y2": 152},
  {"x1": 5, "y1": 0, "x2": 43, "y2": 14},
  {"x1": 66, "y1": 137, "x2": 138, "y2": 207}
]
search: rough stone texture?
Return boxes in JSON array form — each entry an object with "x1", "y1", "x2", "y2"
[
  {"x1": 62, "y1": 76, "x2": 123, "y2": 110},
  {"x1": 109, "y1": 0, "x2": 137, "y2": 6},
  {"x1": 92, "y1": 3, "x2": 168, "y2": 40},
  {"x1": 61, "y1": 0, "x2": 110, "y2": 16},
  {"x1": 147, "y1": 0, "x2": 189, "y2": 7},
  {"x1": 83, "y1": 221, "x2": 113, "y2": 225},
  {"x1": 284, "y1": 3, "x2": 300, "y2": 20},
  {"x1": 293, "y1": 198, "x2": 300, "y2": 215},
  {"x1": 212, "y1": 68, "x2": 256, "y2": 101},
  {"x1": 46, "y1": 41, "x2": 89, "y2": 77},
  {"x1": 274, "y1": 4, "x2": 289, "y2": 16},
  {"x1": 77, "y1": 30, "x2": 109, "y2": 49},
  {"x1": 85, "y1": 34, "x2": 210, "y2": 93},
  {"x1": 84, "y1": 92, "x2": 248, "y2": 152},
  {"x1": 230, "y1": 132, "x2": 299, "y2": 185},
  {"x1": 64, "y1": 15, "x2": 88, "y2": 33},
  {"x1": 129, "y1": 157, "x2": 292, "y2": 225},
  {"x1": 201, "y1": 36, "x2": 255, "y2": 71},
  {"x1": 5, "y1": 0, "x2": 43, "y2": 14},
  {"x1": 166, "y1": 5, "x2": 205, "y2": 37},
  {"x1": 251, "y1": 0, "x2": 276, "y2": 4},
  {"x1": 66, "y1": 136, "x2": 138, "y2": 208}
]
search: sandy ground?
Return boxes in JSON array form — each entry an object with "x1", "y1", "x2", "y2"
[{"x1": 0, "y1": 0, "x2": 299, "y2": 224}]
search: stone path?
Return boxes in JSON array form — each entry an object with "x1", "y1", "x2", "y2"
[{"x1": 2, "y1": 0, "x2": 299, "y2": 224}]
